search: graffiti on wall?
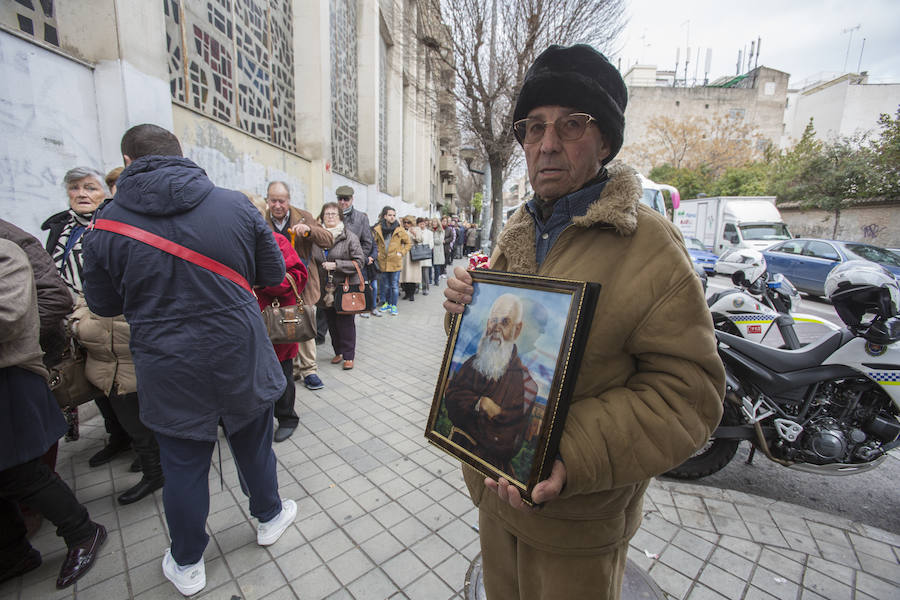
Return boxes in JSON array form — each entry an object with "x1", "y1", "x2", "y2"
[
  {"x1": 862, "y1": 223, "x2": 885, "y2": 239},
  {"x1": 0, "y1": 32, "x2": 104, "y2": 238}
]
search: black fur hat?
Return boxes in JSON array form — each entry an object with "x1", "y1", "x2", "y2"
[{"x1": 513, "y1": 44, "x2": 627, "y2": 164}]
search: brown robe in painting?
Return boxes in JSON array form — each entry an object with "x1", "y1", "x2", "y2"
[{"x1": 444, "y1": 347, "x2": 532, "y2": 474}]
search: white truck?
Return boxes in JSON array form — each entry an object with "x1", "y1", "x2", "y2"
[{"x1": 674, "y1": 196, "x2": 792, "y2": 254}]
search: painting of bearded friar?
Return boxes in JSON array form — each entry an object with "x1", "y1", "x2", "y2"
[{"x1": 444, "y1": 293, "x2": 539, "y2": 476}]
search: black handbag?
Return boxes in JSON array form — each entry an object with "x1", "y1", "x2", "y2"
[
  {"x1": 261, "y1": 273, "x2": 316, "y2": 343},
  {"x1": 409, "y1": 243, "x2": 432, "y2": 262},
  {"x1": 334, "y1": 262, "x2": 373, "y2": 315}
]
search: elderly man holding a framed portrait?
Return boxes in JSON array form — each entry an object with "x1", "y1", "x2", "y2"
[{"x1": 443, "y1": 44, "x2": 725, "y2": 600}]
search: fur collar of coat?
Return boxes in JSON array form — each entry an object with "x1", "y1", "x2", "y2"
[{"x1": 494, "y1": 161, "x2": 642, "y2": 275}]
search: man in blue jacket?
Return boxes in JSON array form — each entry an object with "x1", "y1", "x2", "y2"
[{"x1": 82, "y1": 124, "x2": 297, "y2": 597}]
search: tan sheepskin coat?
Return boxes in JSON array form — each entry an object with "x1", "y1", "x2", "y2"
[{"x1": 465, "y1": 161, "x2": 725, "y2": 557}]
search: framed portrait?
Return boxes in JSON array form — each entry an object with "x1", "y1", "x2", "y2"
[{"x1": 425, "y1": 270, "x2": 599, "y2": 505}]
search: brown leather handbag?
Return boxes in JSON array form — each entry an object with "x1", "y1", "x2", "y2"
[
  {"x1": 261, "y1": 272, "x2": 316, "y2": 343},
  {"x1": 48, "y1": 344, "x2": 100, "y2": 408},
  {"x1": 334, "y1": 262, "x2": 372, "y2": 315}
]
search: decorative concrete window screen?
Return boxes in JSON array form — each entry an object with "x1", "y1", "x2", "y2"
[
  {"x1": 330, "y1": 0, "x2": 359, "y2": 178},
  {"x1": 1, "y1": 0, "x2": 60, "y2": 47},
  {"x1": 164, "y1": 0, "x2": 296, "y2": 152}
]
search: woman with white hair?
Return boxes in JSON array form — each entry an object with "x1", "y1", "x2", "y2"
[
  {"x1": 42, "y1": 167, "x2": 109, "y2": 295},
  {"x1": 40, "y1": 168, "x2": 164, "y2": 505}
]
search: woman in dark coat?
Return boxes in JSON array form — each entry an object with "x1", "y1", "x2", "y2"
[
  {"x1": 42, "y1": 167, "x2": 134, "y2": 468},
  {"x1": 316, "y1": 202, "x2": 365, "y2": 370}
]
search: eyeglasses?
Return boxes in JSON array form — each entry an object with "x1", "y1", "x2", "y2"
[
  {"x1": 323, "y1": 212, "x2": 340, "y2": 217},
  {"x1": 337, "y1": 196, "x2": 351, "y2": 201},
  {"x1": 512, "y1": 113, "x2": 596, "y2": 144}
]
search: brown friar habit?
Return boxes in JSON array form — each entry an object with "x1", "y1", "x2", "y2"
[{"x1": 444, "y1": 347, "x2": 530, "y2": 472}]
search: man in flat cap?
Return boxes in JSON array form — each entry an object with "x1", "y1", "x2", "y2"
[
  {"x1": 444, "y1": 44, "x2": 724, "y2": 599},
  {"x1": 334, "y1": 186, "x2": 377, "y2": 317}
]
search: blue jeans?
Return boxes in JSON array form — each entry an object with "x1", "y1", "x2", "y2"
[{"x1": 378, "y1": 271, "x2": 400, "y2": 306}]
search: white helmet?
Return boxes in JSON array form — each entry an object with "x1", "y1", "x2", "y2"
[
  {"x1": 825, "y1": 261, "x2": 900, "y2": 329},
  {"x1": 731, "y1": 249, "x2": 766, "y2": 287}
]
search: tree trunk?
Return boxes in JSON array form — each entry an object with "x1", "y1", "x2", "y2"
[
  {"x1": 489, "y1": 158, "x2": 505, "y2": 246},
  {"x1": 832, "y1": 207, "x2": 841, "y2": 239}
]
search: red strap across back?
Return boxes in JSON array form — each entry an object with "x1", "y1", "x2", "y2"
[{"x1": 91, "y1": 218, "x2": 252, "y2": 293}]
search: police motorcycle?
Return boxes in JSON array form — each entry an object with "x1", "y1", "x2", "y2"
[
  {"x1": 667, "y1": 261, "x2": 900, "y2": 479},
  {"x1": 707, "y1": 250, "x2": 838, "y2": 350}
]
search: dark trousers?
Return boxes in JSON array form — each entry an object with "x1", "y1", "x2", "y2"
[
  {"x1": 275, "y1": 360, "x2": 298, "y2": 428},
  {"x1": 433, "y1": 264, "x2": 445, "y2": 285},
  {"x1": 0, "y1": 458, "x2": 93, "y2": 564},
  {"x1": 324, "y1": 307, "x2": 356, "y2": 360},
  {"x1": 110, "y1": 391, "x2": 161, "y2": 476},
  {"x1": 155, "y1": 406, "x2": 281, "y2": 565},
  {"x1": 94, "y1": 394, "x2": 131, "y2": 446},
  {"x1": 420, "y1": 267, "x2": 431, "y2": 291},
  {"x1": 315, "y1": 306, "x2": 329, "y2": 344}
]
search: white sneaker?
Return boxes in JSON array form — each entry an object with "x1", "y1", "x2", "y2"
[
  {"x1": 162, "y1": 548, "x2": 206, "y2": 596},
  {"x1": 257, "y1": 499, "x2": 297, "y2": 546}
]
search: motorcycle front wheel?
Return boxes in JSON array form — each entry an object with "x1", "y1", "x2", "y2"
[{"x1": 663, "y1": 404, "x2": 741, "y2": 480}]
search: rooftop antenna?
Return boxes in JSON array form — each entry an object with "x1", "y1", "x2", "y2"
[
  {"x1": 704, "y1": 48, "x2": 712, "y2": 85},
  {"x1": 681, "y1": 20, "x2": 690, "y2": 85},
  {"x1": 694, "y1": 47, "x2": 701, "y2": 85},
  {"x1": 755, "y1": 37, "x2": 761, "y2": 69},
  {"x1": 857, "y1": 37, "x2": 866, "y2": 73},
  {"x1": 842, "y1": 24, "x2": 860, "y2": 72},
  {"x1": 748, "y1": 40, "x2": 755, "y2": 72},
  {"x1": 674, "y1": 47, "x2": 680, "y2": 86},
  {"x1": 736, "y1": 49, "x2": 742, "y2": 75}
]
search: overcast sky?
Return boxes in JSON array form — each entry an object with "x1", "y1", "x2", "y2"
[{"x1": 613, "y1": 0, "x2": 900, "y2": 87}]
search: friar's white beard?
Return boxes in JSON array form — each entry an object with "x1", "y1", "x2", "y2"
[{"x1": 473, "y1": 335, "x2": 515, "y2": 381}]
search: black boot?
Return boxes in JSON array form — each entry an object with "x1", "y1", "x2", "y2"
[
  {"x1": 118, "y1": 452, "x2": 163, "y2": 505},
  {"x1": 88, "y1": 438, "x2": 130, "y2": 467}
]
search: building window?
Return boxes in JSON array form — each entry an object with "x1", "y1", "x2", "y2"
[
  {"x1": 330, "y1": 0, "x2": 359, "y2": 178},
  {"x1": 3, "y1": 0, "x2": 59, "y2": 46},
  {"x1": 164, "y1": 0, "x2": 296, "y2": 152}
]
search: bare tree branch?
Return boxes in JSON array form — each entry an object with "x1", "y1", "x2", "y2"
[{"x1": 422, "y1": 0, "x2": 626, "y2": 243}]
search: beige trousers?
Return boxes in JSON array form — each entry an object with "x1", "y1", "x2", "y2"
[
  {"x1": 294, "y1": 306, "x2": 318, "y2": 377},
  {"x1": 478, "y1": 509, "x2": 627, "y2": 600}
]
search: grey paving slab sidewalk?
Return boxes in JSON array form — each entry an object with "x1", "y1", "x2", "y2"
[{"x1": 2, "y1": 272, "x2": 898, "y2": 600}]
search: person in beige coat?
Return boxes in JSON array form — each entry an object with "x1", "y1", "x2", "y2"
[
  {"x1": 69, "y1": 300, "x2": 163, "y2": 505},
  {"x1": 372, "y1": 206, "x2": 410, "y2": 315},
  {"x1": 444, "y1": 44, "x2": 724, "y2": 600},
  {"x1": 399, "y1": 216, "x2": 423, "y2": 301}
]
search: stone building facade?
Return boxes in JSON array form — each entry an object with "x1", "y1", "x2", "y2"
[
  {"x1": 618, "y1": 66, "x2": 790, "y2": 176},
  {"x1": 0, "y1": 0, "x2": 457, "y2": 240}
]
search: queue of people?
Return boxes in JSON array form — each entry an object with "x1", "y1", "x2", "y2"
[{"x1": 2, "y1": 42, "x2": 707, "y2": 600}]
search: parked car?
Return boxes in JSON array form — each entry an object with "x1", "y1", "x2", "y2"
[
  {"x1": 714, "y1": 247, "x2": 763, "y2": 276},
  {"x1": 762, "y1": 238, "x2": 900, "y2": 296},
  {"x1": 693, "y1": 262, "x2": 708, "y2": 292},
  {"x1": 684, "y1": 237, "x2": 717, "y2": 275}
]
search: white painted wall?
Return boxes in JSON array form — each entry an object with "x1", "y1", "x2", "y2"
[
  {"x1": 0, "y1": 31, "x2": 103, "y2": 240},
  {"x1": 787, "y1": 78, "x2": 900, "y2": 144}
]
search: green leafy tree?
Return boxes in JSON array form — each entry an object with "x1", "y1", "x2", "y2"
[
  {"x1": 867, "y1": 106, "x2": 900, "y2": 198},
  {"x1": 648, "y1": 164, "x2": 714, "y2": 201},
  {"x1": 710, "y1": 163, "x2": 770, "y2": 196}
]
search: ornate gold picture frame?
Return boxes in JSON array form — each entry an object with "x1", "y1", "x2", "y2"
[{"x1": 425, "y1": 270, "x2": 598, "y2": 505}]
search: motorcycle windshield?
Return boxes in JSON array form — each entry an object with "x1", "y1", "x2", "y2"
[{"x1": 768, "y1": 274, "x2": 801, "y2": 310}]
